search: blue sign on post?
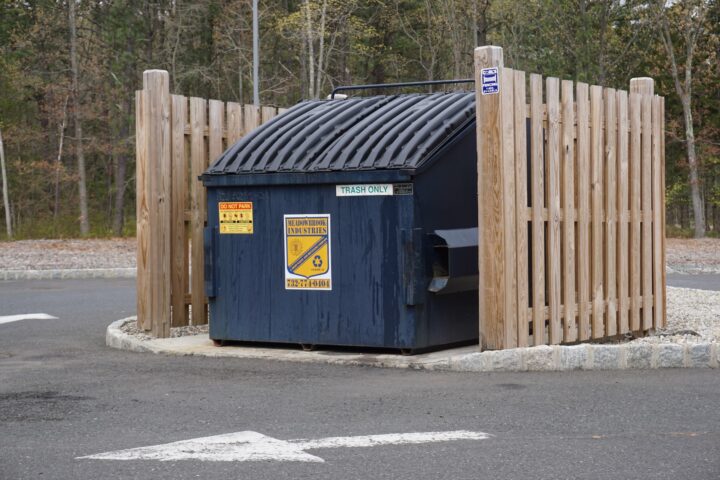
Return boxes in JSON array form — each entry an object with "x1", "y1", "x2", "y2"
[{"x1": 481, "y1": 67, "x2": 499, "y2": 95}]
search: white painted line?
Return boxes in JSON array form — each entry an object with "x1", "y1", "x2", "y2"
[
  {"x1": 77, "y1": 430, "x2": 491, "y2": 463},
  {"x1": 0, "y1": 313, "x2": 58, "y2": 325},
  {"x1": 291, "y1": 430, "x2": 490, "y2": 450}
]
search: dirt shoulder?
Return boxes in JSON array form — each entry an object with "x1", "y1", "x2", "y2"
[
  {"x1": 0, "y1": 237, "x2": 717, "y2": 273},
  {"x1": 0, "y1": 238, "x2": 136, "y2": 270},
  {"x1": 666, "y1": 238, "x2": 720, "y2": 274}
]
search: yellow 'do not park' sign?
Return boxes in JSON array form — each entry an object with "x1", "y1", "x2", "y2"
[
  {"x1": 284, "y1": 214, "x2": 332, "y2": 290},
  {"x1": 219, "y1": 202, "x2": 254, "y2": 234}
]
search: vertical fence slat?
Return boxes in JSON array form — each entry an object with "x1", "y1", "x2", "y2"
[
  {"x1": 660, "y1": 97, "x2": 667, "y2": 329},
  {"x1": 244, "y1": 104, "x2": 260, "y2": 132},
  {"x1": 190, "y1": 97, "x2": 208, "y2": 326},
  {"x1": 261, "y1": 106, "x2": 277, "y2": 124},
  {"x1": 226, "y1": 102, "x2": 243, "y2": 144},
  {"x1": 590, "y1": 85, "x2": 604, "y2": 338},
  {"x1": 652, "y1": 95, "x2": 664, "y2": 330},
  {"x1": 475, "y1": 46, "x2": 512, "y2": 350},
  {"x1": 604, "y1": 88, "x2": 617, "y2": 336},
  {"x1": 576, "y1": 82, "x2": 591, "y2": 341},
  {"x1": 501, "y1": 68, "x2": 518, "y2": 348},
  {"x1": 641, "y1": 93, "x2": 653, "y2": 330},
  {"x1": 514, "y1": 70, "x2": 529, "y2": 347},
  {"x1": 530, "y1": 73, "x2": 545, "y2": 346},
  {"x1": 135, "y1": 90, "x2": 149, "y2": 331},
  {"x1": 546, "y1": 77, "x2": 562, "y2": 344},
  {"x1": 616, "y1": 90, "x2": 630, "y2": 334},
  {"x1": 209, "y1": 100, "x2": 225, "y2": 164},
  {"x1": 561, "y1": 80, "x2": 576, "y2": 342},
  {"x1": 143, "y1": 71, "x2": 171, "y2": 338},
  {"x1": 171, "y1": 94, "x2": 189, "y2": 327},
  {"x1": 629, "y1": 92, "x2": 642, "y2": 331}
]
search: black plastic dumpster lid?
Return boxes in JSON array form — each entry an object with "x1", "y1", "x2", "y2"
[{"x1": 206, "y1": 92, "x2": 475, "y2": 175}]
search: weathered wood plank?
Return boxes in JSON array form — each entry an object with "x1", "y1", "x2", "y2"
[
  {"x1": 659, "y1": 97, "x2": 667, "y2": 329},
  {"x1": 261, "y1": 106, "x2": 277, "y2": 124},
  {"x1": 576, "y1": 82, "x2": 591, "y2": 341},
  {"x1": 628, "y1": 92, "x2": 642, "y2": 331},
  {"x1": 209, "y1": 100, "x2": 225, "y2": 166},
  {"x1": 616, "y1": 90, "x2": 630, "y2": 334},
  {"x1": 546, "y1": 77, "x2": 562, "y2": 344},
  {"x1": 190, "y1": 97, "x2": 208, "y2": 326},
  {"x1": 561, "y1": 79, "x2": 577, "y2": 342},
  {"x1": 244, "y1": 104, "x2": 260, "y2": 133},
  {"x1": 604, "y1": 88, "x2": 618, "y2": 337},
  {"x1": 590, "y1": 85, "x2": 604, "y2": 338},
  {"x1": 135, "y1": 90, "x2": 149, "y2": 331},
  {"x1": 514, "y1": 69, "x2": 530, "y2": 348},
  {"x1": 170, "y1": 94, "x2": 189, "y2": 328},
  {"x1": 143, "y1": 70, "x2": 172, "y2": 338},
  {"x1": 652, "y1": 95, "x2": 664, "y2": 329},
  {"x1": 530, "y1": 73, "x2": 545, "y2": 345},
  {"x1": 501, "y1": 67, "x2": 518, "y2": 348},
  {"x1": 226, "y1": 101, "x2": 243, "y2": 144},
  {"x1": 641, "y1": 92, "x2": 653, "y2": 331},
  {"x1": 475, "y1": 46, "x2": 509, "y2": 350}
]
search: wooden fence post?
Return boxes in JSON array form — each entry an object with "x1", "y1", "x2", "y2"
[
  {"x1": 140, "y1": 70, "x2": 172, "y2": 337},
  {"x1": 475, "y1": 46, "x2": 517, "y2": 350}
]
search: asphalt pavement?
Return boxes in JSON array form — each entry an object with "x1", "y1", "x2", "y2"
[
  {"x1": 667, "y1": 273, "x2": 720, "y2": 291},
  {"x1": 0, "y1": 278, "x2": 718, "y2": 480}
]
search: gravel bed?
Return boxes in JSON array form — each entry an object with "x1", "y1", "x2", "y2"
[
  {"x1": 629, "y1": 286, "x2": 720, "y2": 345},
  {"x1": 0, "y1": 238, "x2": 135, "y2": 270},
  {"x1": 120, "y1": 320, "x2": 209, "y2": 341}
]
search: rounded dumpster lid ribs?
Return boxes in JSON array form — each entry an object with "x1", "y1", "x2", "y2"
[{"x1": 206, "y1": 92, "x2": 475, "y2": 175}]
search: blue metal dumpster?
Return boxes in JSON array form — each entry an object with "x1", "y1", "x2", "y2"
[{"x1": 201, "y1": 91, "x2": 479, "y2": 352}]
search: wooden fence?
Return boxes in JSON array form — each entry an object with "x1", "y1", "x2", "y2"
[
  {"x1": 135, "y1": 70, "x2": 286, "y2": 337},
  {"x1": 475, "y1": 46, "x2": 666, "y2": 350}
]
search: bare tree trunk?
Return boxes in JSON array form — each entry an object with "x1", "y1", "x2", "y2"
[
  {"x1": 0, "y1": 128, "x2": 12, "y2": 238},
  {"x1": 69, "y1": 0, "x2": 89, "y2": 236},
  {"x1": 657, "y1": 2, "x2": 707, "y2": 238},
  {"x1": 315, "y1": 0, "x2": 327, "y2": 98},
  {"x1": 680, "y1": 93, "x2": 705, "y2": 237},
  {"x1": 252, "y1": 0, "x2": 260, "y2": 106},
  {"x1": 304, "y1": 0, "x2": 316, "y2": 98},
  {"x1": 112, "y1": 110, "x2": 129, "y2": 236},
  {"x1": 54, "y1": 95, "x2": 69, "y2": 221}
]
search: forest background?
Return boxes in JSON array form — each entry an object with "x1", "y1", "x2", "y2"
[{"x1": 0, "y1": 0, "x2": 718, "y2": 239}]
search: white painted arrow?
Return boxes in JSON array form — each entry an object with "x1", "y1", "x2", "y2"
[
  {"x1": 77, "y1": 430, "x2": 491, "y2": 463},
  {"x1": 0, "y1": 313, "x2": 58, "y2": 325}
]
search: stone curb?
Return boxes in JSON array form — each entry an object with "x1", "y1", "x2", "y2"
[
  {"x1": 1, "y1": 268, "x2": 136, "y2": 281},
  {"x1": 106, "y1": 317, "x2": 719, "y2": 372}
]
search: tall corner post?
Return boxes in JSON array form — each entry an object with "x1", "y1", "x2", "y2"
[
  {"x1": 475, "y1": 46, "x2": 516, "y2": 350},
  {"x1": 140, "y1": 70, "x2": 172, "y2": 338}
]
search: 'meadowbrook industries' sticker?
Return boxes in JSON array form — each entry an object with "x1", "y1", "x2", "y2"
[
  {"x1": 284, "y1": 214, "x2": 331, "y2": 290},
  {"x1": 219, "y1": 202, "x2": 253, "y2": 234}
]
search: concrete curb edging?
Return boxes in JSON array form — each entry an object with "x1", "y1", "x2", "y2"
[
  {"x1": 107, "y1": 317, "x2": 719, "y2": 372},
  {"x1": 1, "y1": 268, "x2": 136, "y2": 281}
]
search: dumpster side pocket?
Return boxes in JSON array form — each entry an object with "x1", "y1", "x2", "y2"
[
  {"x1": 401, "y1": 228, "x2": 425, "y2": 306},
  {"x1": 204, "y1": 226, "x2": 217, "y2": 298}
]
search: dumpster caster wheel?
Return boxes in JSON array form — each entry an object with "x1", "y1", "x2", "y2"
[
  {"x1": 400, "y1": 348, "x2": 414, "y2": 356},
  {"x1": 300, "y1": 343, "x2": 316, "y2": 351},
  {"x1": 212, "y1": 339, "x2": 224, "y2": 347}
]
